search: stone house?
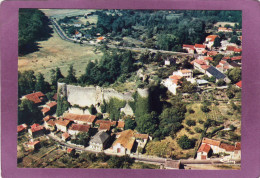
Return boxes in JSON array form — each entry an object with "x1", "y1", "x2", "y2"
[
  {"x1": 22, "y1": 92, "x2": 46, "y2": 105},
  {"x1": 63, "y1": 113, "x2": 97, "y2": 126},
  {"x1": 55, "y1": 119, "x2": 71, "y2": 132},
  {"x1": 17, "y1": 124, "x2": 28, "y2": 135},
  {"x1": 197, "y1": 143, "x2": 211, "y2": 160},
  {"x1": 89, "y1": 131, "x2": 110, "y2": 151},
  {"x1": 28, "y1": 124, "x2": 45, "y2": 138},
  {"x1": 62, "y1": 132, "x2": 70, "y2": 142},
  {"x1": 68, "y1": 124, "x2": 90, "y2": 135},
  {"x1": 182, "y1": 44, "x2": 195, "y2": 54},
  {"x1": 112, "y1": 130, "x2": 136, "y2": 155},
  {"x1": 27, "y1": 141, "x2": 40, "y2": 150}
]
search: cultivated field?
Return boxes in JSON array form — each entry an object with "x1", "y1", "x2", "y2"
[{"x1": 18, "y1": 28, "x2": 103, "y2": 82}]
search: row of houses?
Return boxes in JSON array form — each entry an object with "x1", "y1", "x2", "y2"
[{"x1": 197, "y1": 138, "x2": 241, "y2": 160}]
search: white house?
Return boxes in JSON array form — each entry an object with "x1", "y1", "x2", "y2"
[
  {"x1": 183, "y1": 44, "x2": 195, "y2": 54},
  {"x1": 194, "y1": 44, "x2": 206, "y2": 54},
  {"x1": 112, "y1": 130, "x2": 136, "y2": 155},
  {"x1": 204, "y1": 35, "x2": 218, "y2": 49},
  {"x1": 197, "y1": 143, "x2": 211, "y2": 160}
]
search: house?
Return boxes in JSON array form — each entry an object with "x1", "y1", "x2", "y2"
[
  {"x1": 41, "y1": 101, "x2": 57, "y2": 116},
  {"x1": 17, "y1": 124, "x2": 28, "y2": 135},
  {"x1": 207, "y1": 51, "x2": 218, "y2": 57},
  {"x1": 74, "y1": 31, "x2": 82, "y2": 38},
  {"x1": 112, "y1": 130, "x2": 136, "y2": 155},
  {"x1": 191, "y1": 59, "x2": 210, "y2": 73},
  {"x1": 233, "y1": 142, "x2": 241, "y2": 159},
  {"x1": 235, "y1": 81, "x2": 242, "y2": 89},
  {"x1": 206, "y1": 66, "x2": 231, "y2": 83},
  {"x1": 27, "y1": 141, "x2": 40, "y2": 150},
  {"x1": 201, "y1": 138, "x2": 221, "y2": 153},
  {"x1": 89, "y1": 131, "x2": 110, "y2": 151},
  {"x1": 196, "y1": 79, "x2": 209, "y2": 88},
  {"x1": 98, "y1": 123, "x2": 111, "y2": 132},
  {"x1": 117, "y1": 121, "x2": 125, "y2": 130},
  {"x1": 67, "y1": 148, "x2": 75, "y2": 154},
  {"x1": 216, "y1": 60, "x2": 232, "y2": 73},
  {"x1": 172, "y1": 69, "x2": 193, "y2": 79},
  {"x1": 218, "y1": 27, "x2": 233, "y2": 33},
  {"x1": 63, "y1": 113, "x2": 97, "y2": 126},
  {"x1": 226, "y1": 46, "x2": 239, "y2": 55},
  {"x1": 134, "y1": 133, "x2": 149, "y2": 149},
  {"x1": 55, "y1": 119, "x2": 71, "y2": 132},
  {"x1": 62, "y1": 132, "x2": 70, "y2": 141},
  {"x1": 197, "y1": 143, "x2": 211, "y2": 160},
  {"x1": 95, "y1": 120, "x2": 117, "y2": 127},
  {"x1": 231, "y1": 56, "x2": 242, "y2": 64},
  {"x1": 194, "y1": 44, "x2": 206, "y2": 54},
  {"x1": 68, "y1": 124, "x2": 91, "y2": 135},
  {"x1": 204, "y1": 35, "x2": 218, "y2": 49},
  {"x1": 96, "y1": 36, "x2": 105, "y2": 43},
  {"x1": 164, "y1": 160, "x2": 181, "y2": 169},
  {"x1": 219, "y1": 143, "x2": 235, "y2": 155},
  {"x1": 164, "y1": 57, "x2": 177, "y2": 66},
  {"x1": 28, "y1": 124, "x2": 45, "y2": 138},
  {"x1": 22, "y1": 92, "x2": 46, "y2": 105},
  {"x1": 163, "y1": 75, "x2": 182, "y2": 95},
  {"x1": 183, "y1": 44, "x2": 195, "y2": 54}
]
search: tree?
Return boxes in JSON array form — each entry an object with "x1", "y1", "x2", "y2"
[
  {"x1": 213, "y1": 37, "x2": 221, "y2": 48},
  {"x1": 216, "y1": 79, "x2": 226, "y2": 86},
  {"x1": 177, "y1": 135, "x2": 195, "y2": 149},
  {"x1": 226, "y1": 68, "x2": 241, "y2": 84},
  {"x1": 66, "y1": 65, "x2": 77, "y2": 84},
  {"x1": 136, "y1": 113, "x2": 157, "y2": 135},
  {"x1": 124, "y1": 118, "x2": 136, "y2": 130},
  {"x1": 35, "y1": 72, "x2": 49, "y2": 93},
  {"x1": 201, "y1": 105, "x2": 210, "y2": 113},
  {"x1": 186, "y1": 119, "x2": 196, "y2": 126},
  {"x1": 51, "y1": 67, "x2": 64, "y2": 86},
  {"x1": 18, "y1": 70, "x2": 36, "y2": 97},
  {"x1": 18, "y1": 99, "x2": 43, "y2": 125},
  {"x1": 88, "y1": 104, "x2": 97, "y2": 115}
]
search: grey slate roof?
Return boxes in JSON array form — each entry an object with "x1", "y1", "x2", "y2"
[
  {"x1": 90, "y1": 131, "x2": 109, "y2": 144},
  {"x1": 206, "y1": 66, "x2": 226, "y2": 79}
]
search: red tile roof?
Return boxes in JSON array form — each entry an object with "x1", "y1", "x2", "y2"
[
  {"x1": 55, "y1": 119, "x2": 71, "y2": 127},
  {"x1": 193, "y1": 59, "x2": 207, "y2": 65},
  {"x1": 17, "y1": 124, "x2": 27, "y2": 133},
  {"x1": 206, "y1": 35, "x2": 218, "y2": 42},
  {"x1": 207, "y1": 51, "x2": 218, "y2": 56},
  {"x1": 195, "y1": 44, "x2": 206, "y2": 49},
  {"x1": 197, "y1": 143, "x2": 211, "y2": 153},
  {"x1": 62, "y1": 132, "x2": 70, "y2": 139},
  {"x1": 183, "y1": 44, "x2": 195, "y2": 50},
  {"x1": 43, "y1": 115, "x2": 55, "y2": 122},
  {"x1": 236, "y1": 81, "x2": 242, "y2": 88},
  {"x1": 31, "y1": 125, "x2": 44, "y2": 133},
  {"x1": 226, "y1": 46, "x2": 236, "y2": 51},
  {"x1": 235, "y1": 142, "x2": 241, "y2": 150},
  {"x1": 41, "y1": 107, "x2": 50, "y2": 114},
  {"x1": 180, "y1": 69, "x2": 192, "y2": 74},
  {"x1": 220, "y1": 143, "x2": 235, "y2": 152},
  {"x1": 169, "y1": 75, "x2": 182, "y2": 80},
  {"x1": 47, "y1": 101, "x2": 57, "y2": 108},
  {"x1": 31, "y1": 123, "x2": 40, "y2": 129},
  {"x1": 46, "y1": 120, "x2": 56, "y2": 126},
  {"x1": 67, "y1": 148, "x2": 74, "y2": 153},
  {"x1": 216, "y1": 65, "x2": 221, "y2": 68},
  {"x1": 24, "y1": 92, "x2": 45, "y2": 104},
  {"x1": 63, "y1": 113, "x2": 96, "y2": 123},
  {"x1": 204, "y1": 57, "x2": 213, "y2": 61},
  {"x1": 117, "y1": 121, "x2": 125, "y2": 128},
  {"x1": 113, "y1": 130, "x2": 135, "y2": 150},
  {"x1": 202, "y1": 138, "x2": 221, "y2": 147},
  {"x1": 69, "y1": 124, "x2": 90, "y2": 132},
  {"x1": 231, "y1": 56, "x2": 242, "y2": 61},
  {"x1": 220, "y1": 60, "x2": 227, "y2": 64},
  {"x1": 134, "y1": 133, "x2": 149, "y2": 140},
  {"x1": 234, "y1": 48, "x2": 242, "y2": 52},
  {"x1": 99, "y1": 123, "x2": 111, "y2": 131},
  {"x1": 53, "y1": 93, "x2": 57, "y2": 100},
  {"x1": 222, "y1": 56, "x2": 231, "y2": 60},
  {"x1": 201, "y1": 65, "x2": 210, "y2": 70},
  {"x1": 97, "y1": 36, "x2": 105, "y2": 40},
  {"x1": 27, "y1": 141, "x2": 40, "y2": 146}
]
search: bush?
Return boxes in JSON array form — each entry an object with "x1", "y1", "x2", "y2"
[
  {"x1": 177, "y1": 135, "x2": 195, "y2": 150},
  {"x1": 194, "y1": 127, "x2": 203, "y2": 133},
  {"x1": 201, "y1": 105, "x2": 210, "y2": 113},
  {"x1": 188, "y1": 108, "x2": 195, "y2": 114},
  {"x1": 186, "y1": 119, "x2": 196, "y2": 126},
  {"x1": 198, "y1": 119, "x2": 204, "y2": 124}
]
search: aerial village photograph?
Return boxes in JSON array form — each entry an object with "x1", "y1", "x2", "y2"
[{"x1": 17, "y1": 9, "x2": 242, "y2": 170}]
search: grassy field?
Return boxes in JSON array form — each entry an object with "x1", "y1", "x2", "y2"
[{"x1": 18, "y1": 27, "x2": 103, "y2": 82}]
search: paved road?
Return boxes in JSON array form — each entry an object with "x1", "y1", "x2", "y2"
[{"x1": 50, "y1": 18, "x2": 197, "y2": 57}]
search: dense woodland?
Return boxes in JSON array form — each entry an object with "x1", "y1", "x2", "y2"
[
  {"x1": 19, "y1": 9, "x2": 52, "y2": 55},
  {"x1": 86, "y1": 10, "x2": 242, "y2": 51}
]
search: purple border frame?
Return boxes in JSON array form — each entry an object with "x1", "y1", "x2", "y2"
[{"x1": 1, "y1": 0, "x2": 260, "y2": 177}]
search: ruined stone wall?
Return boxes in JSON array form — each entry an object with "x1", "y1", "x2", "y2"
[{"x1": 57, "y1": 83, "x2": 149, "y2": 116}]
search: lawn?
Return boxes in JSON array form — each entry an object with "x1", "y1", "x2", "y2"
[{"x1": 18, "y1": 27, "x2": 103, "y2": 82}]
